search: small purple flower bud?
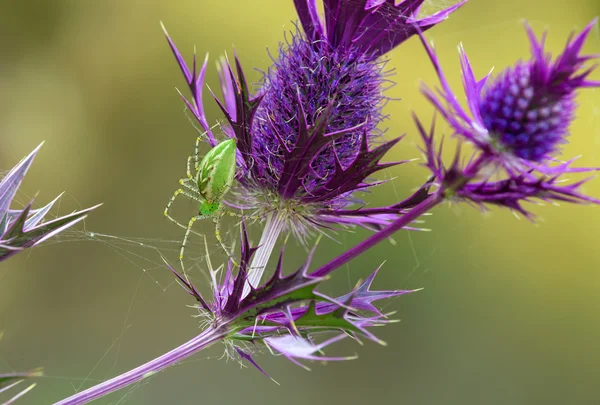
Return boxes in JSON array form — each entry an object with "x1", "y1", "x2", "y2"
[
  {"x1": 418, "y1": 19, "x2": 599, "y2": 170},
  {"x1": 413, "y1": 18, "x2": 600, "y2": 217},
  {"x1": 479, "y1": 62, "x2": 575, "y2": 161}
]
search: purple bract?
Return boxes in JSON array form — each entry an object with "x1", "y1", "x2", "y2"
[{"x1": 0, "y1": 144, "x2": 100, "y2": 263}]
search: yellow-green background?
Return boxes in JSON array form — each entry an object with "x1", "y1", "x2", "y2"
[{"x1": 1, "y1": 1, "x2": 599, "y2": 404}]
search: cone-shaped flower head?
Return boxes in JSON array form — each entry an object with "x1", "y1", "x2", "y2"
[
  {"x1": 420, "y1": 19, "x2": 599, "y2": 169},
  {"x1": 415, "y1": 19, "x2": 600, "y2": 217},
  {"x1": 0, "y1": 144, "x2": 100, "y2": 262},
  {"x1": 163, "y1": 0, "x2": 464, "y2": 236},
  {"x1": 480, "y1": 22, "x2": 599, "y2": 162}
]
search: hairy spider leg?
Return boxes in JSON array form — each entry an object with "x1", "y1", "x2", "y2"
[
  {"x1": 186, "y1": 155, "x2": 194, "y2": 180},
  {"x1": 164, "y1": 187, "x2": 204, "y2": 236},
  {"x1": 178, "y1": 206, "x2": 241, "y2": 269},
  {"x1": 202, "y1": 181, "x2": 240, "y2": 268},
  {"x1": 180, "y1": 214, "x2": 210, "y2": 268},
  {"x1": 194, "y1": 136, "x2": 203, "y2": 171},
  {"x1": 212, "y1": 211, "x2": 239, "y2": 268}
]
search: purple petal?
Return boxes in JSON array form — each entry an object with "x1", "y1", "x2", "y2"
[{"x1": 265, "y1": 334, "x2": 356, "y2": 367}]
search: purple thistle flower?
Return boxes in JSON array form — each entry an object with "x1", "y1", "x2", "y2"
[
  {"x1": 0, "y1": 144, "x2": 100, "y2": 262},
  {"x1": 419, "y1": 19, "x2": 599, "y2": 171},
  {"x1": 162, "y1": 0, "x2": 464, "y2": 240}
]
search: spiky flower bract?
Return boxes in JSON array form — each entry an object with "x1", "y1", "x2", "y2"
[
  {"x1": 171, "y1": 223, "x2": 411, "y2": 372},
  {"x1": 0, "y1": 144, "x2": 100, "y2": 262},
  {"x1": 415, "y1": 19, "x2": 600, "y2": 217},
  {"x1": 163, "y1": 0, "x2": 465, "y2": 240}
]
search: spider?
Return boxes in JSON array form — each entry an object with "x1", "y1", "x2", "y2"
[{"x1": 164, "y1": 136, "x2": 241, "y2": 268}]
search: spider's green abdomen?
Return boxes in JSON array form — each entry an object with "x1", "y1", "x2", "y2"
[{"x1": 197, "y1": 139, "x2": 237, "y2": 203}]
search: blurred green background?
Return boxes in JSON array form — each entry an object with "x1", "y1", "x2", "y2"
[{"x1": 1, "y1": 1, "x2": 599, "y2": 404}]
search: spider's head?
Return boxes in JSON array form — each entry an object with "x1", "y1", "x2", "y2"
[{"x1": 199, "y1": 201, "x2": 220, "y2": 217}]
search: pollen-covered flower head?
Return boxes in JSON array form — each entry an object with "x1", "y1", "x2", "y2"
[
  {"x1": 163, "y1": 0, "x2": 464, "y2": 236},
  {"x1": 420, "y1": 19, "x2": 599, "y2": 170}
]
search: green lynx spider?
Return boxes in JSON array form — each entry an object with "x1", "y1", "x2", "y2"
[{"x1": 164, "y1": 137, "x2": 240, "y2": 267}]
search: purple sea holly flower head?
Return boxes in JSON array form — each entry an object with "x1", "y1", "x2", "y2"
[
  {"x1": 414, "y1": 19, "x2": 600, "y2": 217},
  {"x1": 0, "y1": 143, "x2": 100, "y2": 262},
  {"x1": 162, "y1": 0, "x2": 465, "y2": 287}
]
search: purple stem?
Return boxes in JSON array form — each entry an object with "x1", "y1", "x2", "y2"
[
  {"x1": 311, "y1": 151, "x2": 491, "y2": 278},
  {"x1": 53, "y1": 327, "x2": 228, "y2": 405},
  {"x1": 311, "y1": 191, "x2": 444, "y2": 278}
]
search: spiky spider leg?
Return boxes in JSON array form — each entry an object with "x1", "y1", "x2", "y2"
[
  {"x1": 194, "y1": 136, "x2": 204, "y2": 171},
  {"x1": 179, "y1": 211, "x2": 240, "y2": 269},
  {"x1": 180, "y1": 215, "x2": 205, "y2": 268},
  {"x1": 164, "y1": 188, "x2": 204, "y2": 236},
  {"x1": 186, "y1": 155, "x2": 194, "y2": 179},
  {"x1": 213, "y1": 211, "x2": 240, "y2": 268}
]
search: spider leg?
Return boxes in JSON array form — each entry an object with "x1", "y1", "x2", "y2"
[
  {"x1": 214, "y1": 214, "x2": 240, "y2": 268},
  {"x1": 180, "y1": 215, "x2": 207, "y2": 270},
  {"x1": 222, "y1": 208, "x2": 263, "y2": 222},
  {"x1": 164, "y1": 189, "x2": 187, "y2": 229},
  {"x1": 186, "y1": 155, "x2": 194, "y2": 180},
  {"x1": 164, "y1": 187, "x2": 204, "y2": 237},
  {"x1": 194, "y1": 136, "x2": 203, "y2": 170},
  {"x1": 180, "y1": 180, "x2": 203, "y2": 195}
]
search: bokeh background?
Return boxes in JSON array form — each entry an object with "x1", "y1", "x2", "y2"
[{"x1": 1, "y1": 1, "x2": 599, "y2": 404}]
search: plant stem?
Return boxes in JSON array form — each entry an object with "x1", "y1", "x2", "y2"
[
  {"x1": 311, "y1": 192, "x2": 444, "y2": 278},
  {"x1": 243, "y1": 210, "x2": 286, "y2": 297},
  {"x1": 53, "y1": 327, "x2": 228, "y2": 405}
]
